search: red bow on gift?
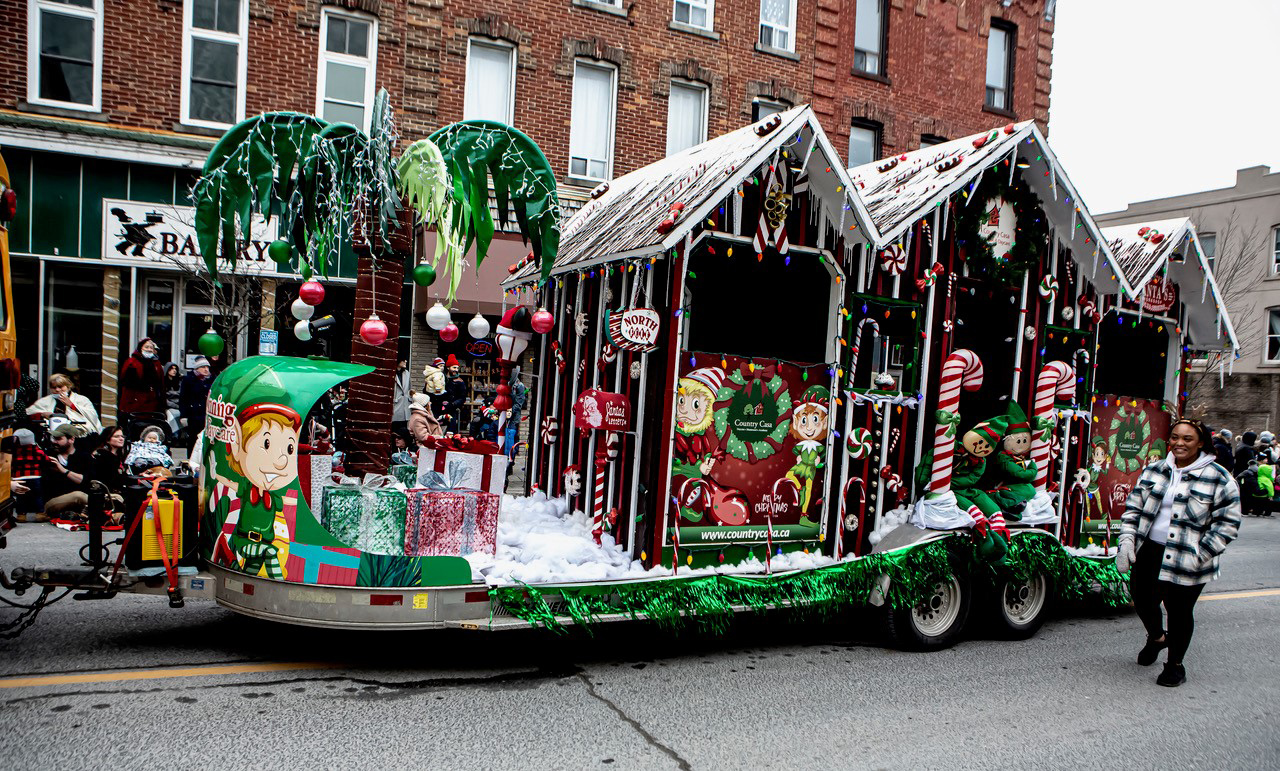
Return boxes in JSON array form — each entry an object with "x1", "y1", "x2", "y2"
[{"x1": 421, "y1": 435, "x2": 501, "y2": 455}]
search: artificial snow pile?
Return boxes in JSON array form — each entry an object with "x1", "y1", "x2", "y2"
[
  {"x1": 868, "y1": 505, "x2": 912, "y2": 546},
  {"x1": 1064, "y1": 543, "x2": 1117, "y2": 558}
]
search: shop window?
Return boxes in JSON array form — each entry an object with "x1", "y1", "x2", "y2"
[
  {"x1": 673, "y1": 0, "x2": 713, "y2": 30},
  {"x1": 758, "y1": 0, "x2": 795, "y2": 53},
  {"x1": 569, "y1": 60, "x2": 616, "y2": 182},
  {"x1": 666, "y1": 80, "x2": 708, "y2": 156},
  {"x1": 1268, "y1": 309, "x2": 1280, "y2": 363},
  {"x1": 1198, "y1": 232, "x2": 1215, "y2": 270},
  {"x1": 847, "y1": 120, "x2": 880, "y2": 168},
  {"x1": 29, "y1": 0, "x2": 102, "y2": 111},
  {"x1": 853, "y1": 0, "x2": 886, "y2": 77},
  {"x1": 30, "y1": 152, "x2": 80, "y2": 258},
  {"x1": 12, "y1": 258, "x2": 38, "y2": 380},
  {"x1": 1095, "y1": 312, "x2": 1169, "y2": 401},
  {"x1": 317, "y1": 9, "x2": 377, "y2": 132},
  {"x1": 463, "y1": 39, "x2": 515, "y2": 125},
  {"x1": 752, "y1": 98, "x2": 787, "y2": 122},
  {"x1": 182, "y1": 0, "x2": 247, "y2": 128},
  {"x1": 1272, "y1": 226, "x2": 1280, "y2": 276},
  {"x1": 845, "y1": 295, "x2": 922, "y2": 394},
  {"x1": 985, "y1": 20, "x2": 1015, "y2": 112},
  {"x1": 44, "y1": 264, "x2": 104, "y2": 409}
]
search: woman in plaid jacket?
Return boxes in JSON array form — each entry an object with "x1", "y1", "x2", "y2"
[{"x1": 1117, "y1": 419, "x2": 1241, "y2": 687}]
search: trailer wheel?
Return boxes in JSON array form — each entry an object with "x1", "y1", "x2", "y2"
[
  {"x1": 992, "y1": 572, "x2": 1049, "y2": 639},
  {"x1": 887, "y1": 573, "x2": 971, "y2": 651}
]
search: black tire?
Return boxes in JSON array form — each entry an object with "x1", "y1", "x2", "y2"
[
  {"x1": 990, "y1": 572, "x2": 1050, "y2": 640},
  {"x1": 886, "y1": 572, "x2": 972, "y2": 651}
]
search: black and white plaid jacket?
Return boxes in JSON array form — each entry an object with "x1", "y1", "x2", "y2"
[{"x1": 1120, "y1": 458, "x2": 1241, "y2": 585}]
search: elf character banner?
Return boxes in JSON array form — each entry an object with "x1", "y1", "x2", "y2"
[
  {"x1": 1079, "y1": 394, "x2": 1172, "y2": 546},
  {"x1": 668, "y1": 351, "x2": 834, "y2": 548}
]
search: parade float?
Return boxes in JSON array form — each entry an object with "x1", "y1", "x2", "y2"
[{"x1": 3, "y1": 106, "x2": 1238, "y2": 649}]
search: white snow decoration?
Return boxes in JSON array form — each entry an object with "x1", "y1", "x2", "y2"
[
  {"x1": 1064, "y1": 543, "x2": 1115, "y2": 557},
  {"x1": 868, "y1": 505, "x2": 912, "y2": 546}
]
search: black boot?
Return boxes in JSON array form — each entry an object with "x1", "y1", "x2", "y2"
[
  {"x1": 1156, "y1": 662, "x2": 1186, "y2": 687},
  {"x1": 1137, "y1": 635, "x2": 1167, "y2": 666}
]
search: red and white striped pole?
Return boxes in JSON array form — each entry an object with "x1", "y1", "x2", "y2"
[
  {"x1": 927, "y1": 349, "x2": 985, "y2": 495},
  {"x1": 1031, "y1": 361, "x2": 1075, "y2": 493},
  {"x1": 591, "y1": 451, "x2": 607, "y2": 544}
]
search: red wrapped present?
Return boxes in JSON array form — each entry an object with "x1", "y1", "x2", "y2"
[
  {"x1": 415, "y1": 443, "x2": 508, "y2": 496},
  {"x1": 296, "y1": 449, "x2": 333, "y2": 512},
  {"x1": 405, "y1": 488, "x2": 501, "y2": 557}
]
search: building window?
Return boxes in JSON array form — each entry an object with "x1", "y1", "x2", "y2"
[
  {"x1": 752, "y1": 98, "x2": 787, "y2": 122},
  {"x1": 673, "y1": 0, "x2": 713, "y2": 30},
  {"x1": 463, "y1": 39, "x2": 515, "y2": 125},
  {"x1": 848, "y1": 120, "x2": 881, "y2": 168},
  {"x1": 666, "y1": 80, "x2": 708, "y2": 156},
  {"x1": 317, "y1": 9, "x2": 377, "y2": 131},
  {"x1": 853, "y1": 0, "x2": 886, "y2": 76},
  {"x1": 182, "y1": 0, "x2": 248, "y2": 128},
  {"x1": 28, "y1": 0, "x2": 103, "y2": 111},
  {"x1": 1199, "y1": 232, "x2": 1216, "y2": 269},
  {"x1": 1272, "y1": 227, "x2": 1280, "y2": 275},
  {"x1": 920, "y1": 134, "x2": 948, "y2": 147},
  {"x1": 1269, "y1": 309, "x2": 1280, "y2": 362},
  {"x1": 569, "y1": 61, "x2": 616, "y2": 182},
  {"x1": 759, "y1": 0, "x2": 796, "y2": 53},
  {"x1": 985, "y1": 20, "x2": 1015, "y2": 111}
]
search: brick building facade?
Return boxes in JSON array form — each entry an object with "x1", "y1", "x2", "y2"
[{"x1": 0, "y1": 0, "x2": 1055, "y2": 441}]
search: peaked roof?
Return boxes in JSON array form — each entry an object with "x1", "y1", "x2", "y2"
[
  {"x1": 506, "y1": 106, "x2": 872, "y2": 284},
  {"x1": 1101, "y1": 217, "x2": 1239, "y2": 351}
]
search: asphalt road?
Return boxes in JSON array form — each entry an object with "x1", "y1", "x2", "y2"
[{"x1": 0, "y1": 517, "x2": 1277, "y2": 770}]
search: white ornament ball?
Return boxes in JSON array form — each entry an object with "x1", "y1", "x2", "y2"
[
  {"x1": 291, "y1": 297, "x2": 315, "y2": 321},
  {"x1": 426, "y1": 301, "x2": 452, "y2": 331},
  {"x1": 1061, "y1": 306, "x2": 1075, "y2": 321},
  {"x1": 1024, "y1": 326, "x2": 1037, "y2": 341},
  {"x1": 293, "y1": 319, "x2": 312, "y2": 342},
  {"x1": 467, "y1": 312, "x2": 490, "y2": 339}
]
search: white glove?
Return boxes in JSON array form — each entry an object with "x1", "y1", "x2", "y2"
[{"x1": 1115, "y1": 535, "x2": 1136, "y2": 574}]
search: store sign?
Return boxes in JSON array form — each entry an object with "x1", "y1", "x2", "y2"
[
  {"x1": 977, "y1": 196, "x2": 1017, "y2": 258},
  {"x1": 572, "y1": 389, "x2": 630, "y2": 431},
  {"x1": 607, "y1": 308, "x2": 661, "y2": 353},
  {"x1": 259, "y1": 329, "x2": 279, "y2": 356},
  {"x1": 101, "y1": 199, "x2": 285, "y2": 276},
  {"x1": 1141, "y1": 275, "x2": 1178, "y2": 314},
  {"x1": 465, "y1": 339, "x2": 494, "y2": 358}
]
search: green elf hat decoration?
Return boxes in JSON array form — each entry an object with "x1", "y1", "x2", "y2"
[
  {"x1": 1002, "y1": 403, "x2": 1032, "y2": 436},
  {"x1": 970, "y1": 420, "x2": 1001, "y2": 446},
  {"x1": 796, "y1": 384, "x2": 831, "y2": 413}
]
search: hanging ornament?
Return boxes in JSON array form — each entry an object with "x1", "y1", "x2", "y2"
[
  {"x1": 299, "y1": 280, "x2": 325, "y2": 306},
  {"x1": 467, "y1": 313, "x2": 491, "y2": 339},
  {"x1": 291, "y1": 297, "x2": 314, "y2": 321},
  {"x1": 1061, "y1": 306, "x2": 1075, "y2": 322},
  {"x1": 197, "y1": 330, "x2": 225, "y2": 357},
  {"x1": 360, "y1": 313, "x2": 389, "y2": 346},
  {"x1": 412, "y1": 263, "x2": 438, "y2": 287},
  {"x1": 846, "y1": 427, "x2": 874, "y2": 459},
  {"x1": 531, "y1": 307, "x2": 554, "y2": 334},
  {"x1": 878, "y1": 244, "x2": 907, "y2": 275},
  {"x1": 426, "y1": 301, "x2": 452, "y2": 331},
  {"x1": 1037, "y1": 275, "x2": 1059, "y2": 303},
  {"x1": 630, "y1": 361, "x2": 642, "y2": 379},
  {"x1": 293, "y1": 319, "x2": 313, "y2": 342},
  {"x1": 268, "y1": 239, "x2": 293, "y2": 265},
  {"x1": 439, "y1": 323, "x2": 460, "y2": 343},
  {"x1": 1023, "y1": 325, "x2": 1037, "y2": 341}
]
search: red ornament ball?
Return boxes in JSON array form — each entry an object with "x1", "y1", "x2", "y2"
[
  {"x1": 359, "y1": 315, "x2": 389, "y2": 346},
  {"x1": 439, "y1": 323, "x2": 459, "y2": 343},
  {"x1": 531, "y1": 307, "x2": 554, "y2": 335},
  {"x1": 299, "y1": 280, "x2": 325, "y2": 306}
]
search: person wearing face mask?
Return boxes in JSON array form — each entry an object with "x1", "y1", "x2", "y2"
[
  {"x1": 1116, "y1": 419, "x2": 1241, "y2": 687},
  {"x1": 119, "y1": 337, "x2": 166, "y2": 419},
  {"x1": 26, "y1": 373, "x2": 102, "y2": 433}
]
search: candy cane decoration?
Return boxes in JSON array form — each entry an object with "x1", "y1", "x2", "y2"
[
  {"x1": 550, "y1": 340, "x2": 566, "y2": 373},
  {"x1": 927, "y1": 349, "x2": 985, "y2": 495},
  {"x1": 840, "y1": 476, "x2": 866, "y2": 530},
  {"x1": 846, "y1": 427, "x2": 874, "y2": 459},
  {"x1": 768, "y1": 478, "x2": 801, "y2": 574},
  {"x1": 849, "y1": 319, "x2": 880, "y2": 385},
  {"x1": 597, "y1": 343, "x2": 617, "y2": 371},
  {"x1": 591, "y1": 452, "x2": 607, "y2": 544},
  {"x1": 1031, "y1": 361, "x2": 1075, "y2": 493},
  {"x1": 888, "y1": 427, "x2": 900, "y2": 454}
]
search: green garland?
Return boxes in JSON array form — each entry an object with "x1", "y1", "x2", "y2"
[
  {"x1": 953, "y1": 169, "x2": 1049, "y2": 286},
  {"x1": 489, "y1": 532, "x2": 1128, "y2": 635}
]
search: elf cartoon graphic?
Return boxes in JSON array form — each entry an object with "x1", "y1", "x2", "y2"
[
  {"x1": 1084, "y1": 438, "x2": 1110, "y2": 525},
  {"x1": 212, "y1": 403, "x2": 302, "y2": 579},
  {"x1": 784, "y1": 385, "x2": 830, "y2": 525},
  {"x1": 983, "y1": 403, "x2": 1038, "y2": 519},
  {"x1": 673, "y1": 366, "x2": 724, "y2": 521}
]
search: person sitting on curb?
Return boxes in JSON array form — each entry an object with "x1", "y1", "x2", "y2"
[{"x1": 39, "y1": 424, "x2": 89, "y2": 521}]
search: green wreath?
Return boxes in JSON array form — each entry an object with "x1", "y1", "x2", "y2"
[
  {"x1": 953, "y1": 170, "x2": 1048, "y2": 286},
  {"x1": 1107, "y1": 404, "x2": 1151, "y2": 473},
  {"x1": 713, "y1": 368, "x2": 792, "y2": 463}
]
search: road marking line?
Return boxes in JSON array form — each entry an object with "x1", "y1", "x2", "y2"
[
  {"x1": 0, "y1": 661, "x2": 340, "y2": 689},
  {"x1": 1200, "y1": 588, "x2": 1280, "y2": 602}
]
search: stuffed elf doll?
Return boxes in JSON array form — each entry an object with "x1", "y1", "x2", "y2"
[
  {"x1": 982, "y1": 403, "x2": 1038, "y2": 519},
  {"x1": 915, "y1": 419, "x2": 1009, "y2": 561}
]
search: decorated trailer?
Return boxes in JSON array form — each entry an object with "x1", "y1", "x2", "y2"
[{"x1": 5, "y1": 108, "x2": 1237, "y2": 648}]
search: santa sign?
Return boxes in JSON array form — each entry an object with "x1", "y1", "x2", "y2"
[
  {"x1": 573, "y1": 389, "x2": 631, "y2": 431},
  {"x1": 978, "y1": 196, "x2": 1016, "y2": 257},
  {"x1": 1141, "y1": 275, "x2": 1178, "y2": 314}
]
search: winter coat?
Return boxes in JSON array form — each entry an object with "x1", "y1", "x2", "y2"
[
  {"x1": 119, "y1": 351, "x2": 165, "y2": 414},
  {"x1": 27, "y1": 391, "x2": 103, "y2": 434},
  {"x1": 408, "y1": 407, "x2": 443, "y2": 444},
  {"x1": 392, "y1": 369, "x2": 411, "y2": 423},
  {"x1": 1212, "y1": 438, "x2": 1234, "y2": 470},
  {"x1": 1258, "y1": 464, "x2": 1276, "y2": 499},
  {"x1": 1233, "y1": 443, "x2": 1257, "y2": 476},
  {"x1": 164, "y1": 363, "x2": 182, "y2": 410},
  {"x1": 178, "y1": 371, "x2": 213, "y2": 429}
]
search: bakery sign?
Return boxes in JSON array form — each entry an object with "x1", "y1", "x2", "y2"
[
  {"x1": 573, "y1": 389, "x2": 630, "y2": 431},
  {"x1": 101, "y1": 198, "x2": 286, "y2": 276},
  {"x1": 977, "y1": 195, "x2": 1016, "y2": 257},
  {"x1": 1141, "y1": 275, "x2": 1178, "y2": 314}
]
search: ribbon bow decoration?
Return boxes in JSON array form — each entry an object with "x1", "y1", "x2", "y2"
[
  {"x1": 935, "y1": 409, "x2": 962, "y2": 438},
  {"x1": 419, "y1": 459, "x2": 475, "y2": 492},
  {"x1": 421, "y1": 435, "x2": 501, "y2": 455},
  {"x1": 1032, "y1": 415, "x2": 1056, "y2": 440}
]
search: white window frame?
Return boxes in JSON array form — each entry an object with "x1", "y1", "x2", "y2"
[
  {"x1": 1268, "y1": 308, "x2": 1280, "y2": 362},
  {"x1": 758, "y1": 0, "x2": 797, "y2": 53},
  {"x1": 1272, "y1": 226, "x2": 1280, "y2": 276},
  {"x1": 463, "y1": 37, "x2": 516, "y2": 125},
  {"x1": 27, "y1": 0, "x2": 104, "y2": 112},
  {"x1": 180, "y1": 0, "x2": 249, "y2": 130},
  {"x1": 847, "y1": 121, "x2": 880, "y2": 168},
  {"x1": 853, "y1": 0, "x2": 885, "y2": 76},
  {"x1": 314, "y1": 8, "x2": 379, "y2": 133},
  {"x1": 672, "y1": 0, "x2": 714, "y2": 31},
  {"x1": 568, "y1": 60, "x2": 617, "y2": 183},
  {"x1": 666, "y1": 79, "x2": 708, "y2": 157}
]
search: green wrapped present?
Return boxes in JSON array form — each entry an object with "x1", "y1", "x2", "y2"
[
  {"x1": 391, "y1": 464, "x2": 418, "y2": 488},
  {"x1": 320, "y1": 476, "x2": 408, "y2": 556}
]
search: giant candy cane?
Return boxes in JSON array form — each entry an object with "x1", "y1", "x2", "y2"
[
  {"x1": 927, "y1": 350, "x2": 984, "y2": 495},
  {"x1": 849, "y1": 318, "x2": 880, "y2": 386},
  {"x1": 1031, "y1": 361, "x2": 1075, "y2": 493}
]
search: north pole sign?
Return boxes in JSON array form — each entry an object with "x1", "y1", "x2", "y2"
[
  {"x1": 607, "y1": 308, "x2": 661, "y2": 353},
  {"x1": 1141, "y1": 275, "x2": 1178, "y2": 314},
  {"x1": 573, "y1": 389, "x2": 631, "y2": 431}
]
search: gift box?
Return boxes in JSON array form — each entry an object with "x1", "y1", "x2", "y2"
[
  {"x1": 298, "y1": 452, "x2": 334, "y2": 511},
  {"x1": 391, "y1": 464, "x2": 418, "y2": 488},
  {"x1": 320, "y1": 477, "x2": 408, "y2": 556},
  {"x1": 405, "y1": 487, "x2": 501, "y2": 557},
  {"x1": 415, "y1": 436, "x2": 508, "y2": 497}
]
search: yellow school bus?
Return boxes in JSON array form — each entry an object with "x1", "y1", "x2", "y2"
[{"x1": 0, "y1": 148, "x2": 19, "y2": 530}]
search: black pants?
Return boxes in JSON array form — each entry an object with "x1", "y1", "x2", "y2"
[{"x1": 1130, "y1": 540, "x2": 1206, "y2": 665}]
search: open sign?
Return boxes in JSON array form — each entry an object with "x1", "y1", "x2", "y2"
[{"x1": 573, "y1": 389, "x2": 630, "y2": 431}]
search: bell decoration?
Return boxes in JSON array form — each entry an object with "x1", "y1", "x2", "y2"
[
  {"x1": 531, "y1": 306, "x2": 555, "y2": 335},
  {"x1": 293, "y1": 319, "x2": 313, "y2": 342},
  {"x1": 291, "y1": 297, "x2": 315, "y2": 321},
  {"x1": 412, "y1": 262, "x2": 437, "y2": 287},
  {"x1": 360, "y1": 313, "x2": 389, "y2": 346},
  {"x1": 426, "y1": 301, "x2": 452, "y2": 331},
  {"x1": 299, "y1": 280, "x2": 325, "y2": 306},
  {"x1": 197, "y1": 330, "x2": 225, "y2": 357},
  {"x1": 439, "y1": 323, "x2": 460, "y2": 343},
  {"x1": 467, "y1": 312, "x2": 491, "y2": 339}
]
